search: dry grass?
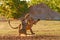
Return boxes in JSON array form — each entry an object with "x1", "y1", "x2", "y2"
[
  {"x1": 0, "y1": 20, "x2": 60, "y2": 40},
  {"x1": 0, "y1": 20, "x2": 60, "y2": 36}
]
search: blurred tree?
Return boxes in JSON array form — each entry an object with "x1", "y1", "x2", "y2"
[
  {"x1": 29, "y1": 0, "x2": 60, "y2": 13},
  {"x1": 0, "y1": 0, "x2": 60, "y2": 19},
  {"x1": 0, "y1": 0, "x2": 29, "y2": 19}
]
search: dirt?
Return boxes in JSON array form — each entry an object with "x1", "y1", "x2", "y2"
[{"x1": 0, "y1": 35, "x2": 60, "y2": 40}]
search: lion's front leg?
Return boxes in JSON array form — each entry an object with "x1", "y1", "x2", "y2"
[{"x1": 30, "y1": 29, "x2": 35, "y2": 34}]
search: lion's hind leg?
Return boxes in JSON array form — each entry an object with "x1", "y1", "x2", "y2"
[{"x1": 19, "y1": 29, "x2": 27, "y2": 36}]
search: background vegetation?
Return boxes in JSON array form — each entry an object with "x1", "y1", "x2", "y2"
[
  {"x1": 30, "y1": 0, "x2": 60, "y2": 13},
  {"x1": 0, "y1": 0, "x2": 60, "y2": 19},
  {"x1": 0, "y1": 0, "x2": 29, "y2": 19}
]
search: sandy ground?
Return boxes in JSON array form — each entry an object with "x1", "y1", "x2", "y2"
[
  {"x1": 0, "y1": 20, "x2": 60, "y2": 35},
  {"x1": 0, "y1": 20, "x2": 60, "y2": 40}
]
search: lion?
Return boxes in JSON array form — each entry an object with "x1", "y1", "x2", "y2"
[{"x1": 8, "y1": 14, "x2": 40, "y2": 35}]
